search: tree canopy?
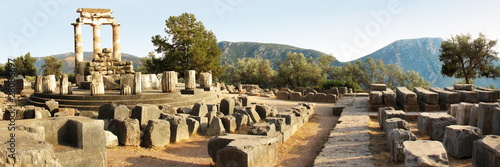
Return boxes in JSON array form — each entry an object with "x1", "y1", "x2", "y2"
[
  {"x1": 41, "y1": 56, "x2": 63, "y2": 78},
  {"x1": 439, "y1": 33, "x2": 500, "y2": 84},
  {"x1": 276, "y1": 52, "x2": 334, "y2": 88},
  {"x1": 5, "y1": 52, "x2": 37, "y2": 77},
  {"x1": 220, "y1": 58, "x2": 276, "y2": 88},
  {"x1": 145, "y1": 13, "x2": 223, "y2": 77}
]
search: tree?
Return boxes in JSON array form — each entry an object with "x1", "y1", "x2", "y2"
[
  {"x1": 0, "y1": 64, "x2": 5, "y2": 77},
  {"x1": 440, "y1": 33, "x2": 500, "y2": 84},
  {"x1": 332, "y1": 57, "x2": 430, "y2": 90},
  {"x1": 41, "y1": 56, "x2": 63, "y2": 77},
  {"x1": 147, "y1": 13, "x2": 223, "y2": 77},
  {"x1": 276, "y1": 52, "x2": 324, "y2": 88},
  {"x1": 219, "y1": 58, "x2": 276, "y2": 88},
  {"x1": 7, "y1": 52, "x2": 37, "y2": 77}
]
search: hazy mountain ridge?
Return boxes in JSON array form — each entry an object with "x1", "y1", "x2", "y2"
[
  {"x1": 33, "y1": 39, "x2": 499, "y2": 88},
  {"x1": 217, "y1": 41, "x2": 342, "y2": 66}
]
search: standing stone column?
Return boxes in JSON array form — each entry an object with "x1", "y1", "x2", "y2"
[
  {"x1": 134, "y1": 72, "x2": 142, "y2": 94},
  {"x1": 92, "y1": 23, "x2": 102, "y2": 60},
  {"x1": 35, "y1": 75, "x2": 43, "y2": 93},
  {"x1": 72, "y1": 23, "x2": 84, "y2": 85},
  {"x1": 60, "y1": 74, "x2": 69, "y2": 95},
  {"x1": 162, "y1": 71, "x2": 177, "y2": 93},
  {"x1": 199, "y1": 72, "x2": 213, "y2": 90},
  {"x1": 42, "y1": 75, "x2": 56, "y2": 94},
  {"x1": 112, "y1": 23, "x2": 121, "y2": 61},
  {"x1": 90, "y1": 73, "x2": 105, "y2": 95},
  {"x1": 185, "y1": 70, "x2": 196, "y2": 90}
]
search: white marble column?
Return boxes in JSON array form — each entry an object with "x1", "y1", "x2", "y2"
[
  {"x1": 112, "y1": 23, "x2": 121, "y2": 61},
  {"x1": 92, "y1": 23, "x2": 102, "y2": 60},
  {"x1": 72, "y1": 23, "x2": 84, "y2": 85}
]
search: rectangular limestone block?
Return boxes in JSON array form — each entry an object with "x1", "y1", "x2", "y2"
[
  {"x1": 469, "y1": 104, "x2": 480, "y2": 127},
  {"x1": 443, "y1": 125, "x2": 482, "y2": 158},
  {"x1": 476, "y1": 87, "x2": 500, "y2": 100},
  {"x1": 448, "y1": 103, "x2": 459, "y2": 117},
  {"x1": 430, "y1": 87, "x2": 460, "y2": 104},
  {"x1": 417, "y1": 113, "x2": 456, "y2": 138},
  {"x1": 326, "y1": 94, "x2": 337, "y2": 103},
  {"x1": 382, "y1": 88, "x2": 397, "y2": 106},
  {"x1": 414, "y1": 87, "x2": 439, "y2": 104},
  {"x1": 403, "y1": 140, "x2": 449, "y2": 167},
  {"x1": 289, "y1": 92, "x2": 302, "y2": 101},
  {"x1": 402, "y1": 105, "x2": 419, "y2": 112},
  {"x1": 378, "y1": 107, "x2": 395, "y2": 129},
  {"x1": 472, "y1": 135, "x2": 500, "y2": 167},
  {"x1": 454, "y1": 84, "x2": 474, "y2": 91},
  {"x1": 396, "y1": 87, "x2": 418, "y2": 105},
  {"x1": 417, "y1": 101, "x2": 440, "y2": 112},
  {"x1": 493, "y1": 107, "x2": 500, "y2": 135},
  {"x1": 474, "y1": 89, "x2": 499, "y2": 102},
  {"x1": 384, "y1": 118, "x2": 410, "y2": 141},
  {"x1": 388, "y1": 129, "x2": 417, "y2": 162},
  {"x1": 276, "y1": 91, "x2": 289, "y2": 100},
  {"x1": 458, "y1": 90, "x2": 479, "y2": 103},
  {"x1": 369, "y1": 91, "x2": 384, "y2": 105},
  {"x1": 370, "y1": 84, "x2": 387, "y2": 91},
  {"x1": 456, "y1": 102, "x2": 474, "y2": 125},
  {"x1": 477, "y1": 102, "x2": 500, "y2": 135}
]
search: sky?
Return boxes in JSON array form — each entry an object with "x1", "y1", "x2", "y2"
[{"x1": 1, "y1": 0, "x2": 499, "y2": 64}]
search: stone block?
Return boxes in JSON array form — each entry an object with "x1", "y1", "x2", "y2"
[
  {"x1": 141, "y1": 119, "x2": 170, "y2": 148},
  {"x1": 382, "y1": 88, "x2": 397, "y2": 106},
  {"x1": 208, "y1": 134, "x2": 279, "y2": 167},
  {"x1": 472, "y1": 135, "x2": 500, "y2": 167},
  {"x1": 289, "y1": 92, "x2": 302, "y2": 101},
  {"x1": 369, "y1": 91, "x2": 383, "y2": 105},
  {"x1": 477, "y1": 102, "x2": 500, "y2": 134},
  {"x1": 396, "y1": 87, "x2": 417, "y2": 105},
  {"x1": 430, "y1": 87, "x2": 460, "y2": 104},
  {"x1": 378, "y1": 107, "x2": 395, "y2": 129},
  {"x1": 54, "y1": 108, "x2": 79, "y2": 117},
  {"x1": 277, "y1": 112, "x2": 298, "y2": 126},
  {"x1": 44, "y1": 99, "x2": 59, "y2": 113},
  {"x1": 220, "y1": 98, "x2": 235, "y2": 115},
  {"x1": 232, "y1": 113, "x2": 248, "y2": 130},
  {"x1": 207, "y1": 117, "x2": 226, "y2": 136},
  {"x1": 131, "y1": 104, "x2": 161, "y2": 126},
  {"x1": 166, "y1": 116, "x2": 189, "y2": 143},
  {"x1": 417, "y1": 113, "x2": 456, "y2": 141},
  {"x1": 417, "y1": 101, "x2": 440, "y2": 112},
  {"x1": 104, "y1": 130, "x2": 118, "y2": 147},
  {"x1": 245, "y1": 106, "x2": 261, "y2": 123},
  {"x1": 326, "y1": 94, "x2": 337, "y2": 103},
  {"x1": 332, "y1": 106, "x2": 344, "y2": 116},
  {"x1": 403, "y1": 140, "x2": 449, "y2": 167},
  {"x1": 314, "y1": 93, "x2": 327, "y2": 102},
  {"x1": 456, "y1": 102, "x2": 473, "y2": 125},
  {"x1": 98, "y1": 103, "x2": 130, "y2": 119},
  {"x1": 370, "y1": 84, "x2": 387, "y2": 91},
  {"x1": 238, "y1": 95, "x2": 249, "y2": 106},
  {"x1": 276, "y1": 91, "x2": 289, "y2": 100},
  {"x1": 402, "y1": 105, "x2": 419, "y2": 112},
  {"x1": 388, "y1": 129, "x2": 417, "y2": 162},
  {"x1": 475, "y1": 89, "x2": 499, "y2": 102},
  {"x1": 255, "y1": 104, "x2": 271, "y2": 120},
  {"x1": 186, "y1": 118, "x2": 200, "y2": 135},
  {"x1": 457, "y1": 90, "x2": 479, "y2": 103},
  {"x1": 247, "y1": 123, "x2": 277, "y2": 137},
  {"x1": 454, "y1": 84, "x2": 474, "y2": 91},
  {"x1": 414, "y1": 87, "x2": 439, "y2": 104},
  {"x1": 384, "y1": 118, "x2": 410, "y2": 141},
  {"x1": 493, "y1": 107, "x2": 500, "y2": 135},
  {"x1": 469, "y1": 104, "x2": 480, "y2": 126},
  {"x1": 443, "y1": 125, "x2": 482, "y2": 158},
  {"x1": 265, "y1": 117, "x2": 286, "y2": 132},
  {"x1": 448, "y1": 103, "x2": 458, "y2": 116},
  {"x1": 191, "y1": 102, "x2": 208, "y2": 117},
  {"x1": 109, "y1": 118, "x2": 141, "y2": 146},
  {"x1": 338, "y1": 87, "x2": 347, "y2": 94},
  {"x1": 221, "y1": 115, "x2": 237, "y2": 133},
  {"x1": 42, "y1": 75, "x2": 57, "y2": 93},
  {"x1": 303, "y1": 92, "x2": 315, "y2": 102}
]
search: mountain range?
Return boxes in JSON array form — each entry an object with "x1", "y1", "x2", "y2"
[{"x1": 33, "y1": 39, "x2": 500, "y2": 88}]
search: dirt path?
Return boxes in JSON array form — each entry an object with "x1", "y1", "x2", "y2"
[{"x1": 106, "y1": 96, "x2": 338, "y2": 167}]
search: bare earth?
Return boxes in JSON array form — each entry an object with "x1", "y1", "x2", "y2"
[{"x1": 107, "y1": 95, "x2": 338, "y2": 167}]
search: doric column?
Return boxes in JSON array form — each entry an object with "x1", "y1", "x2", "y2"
[
  {"x1": 92, "y1": 22, "x2": 102, "y2": 60},
  {"x1": 72, "y1": 23, "x2": 84, "y2": 85},
  {"x1": 185, "y1": 70, "x2": 196, "y2": 90},
  {"x1": 134, "y1": 72, "x2": 142, "y2": 94},
  {"x1": 60, "y1": 74, "x2": 69, "y2": 95},
  {"x1": 162, "y1": 71, "x2": 177, "y2": 93},
  {"x1": 112, "y1": 23, "x2": 122, "y2": 61}
]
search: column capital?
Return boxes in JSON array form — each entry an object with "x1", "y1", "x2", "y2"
[
  {"x1": 71, "y1": 23, "x2": 82, "y2": 26},
  {"x1": 112, "y1": 23, "x2": 121, "y2": 26},
  {"x1": 91, "y1": 22, "x2": 102, "y2": 27}
]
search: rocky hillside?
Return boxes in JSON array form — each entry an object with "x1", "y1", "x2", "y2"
[{"x1": 217, "y1": 41, "x2": 341, "y2": 66}]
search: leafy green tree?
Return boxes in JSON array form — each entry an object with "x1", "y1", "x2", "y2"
[
  {"x1": 219, "y1": 58, "x2": 276, "y2": 88},
  {"x1": 148, "y1": 13, "x2": 223, "y2": 77},
  {"x1": 332, "y1": 57, "x2": 430, "y2": 90},
  {"x1": 7, "y1": 52, "x2": 37, "y2": 77},
  {"x1": 440, "y1": 33, "x2": 500, "y2": 84},
  {"x1": 0, "y1": 64, "x2": 5, "y2": 76},
  {"x1": 41, "y1": 56, "x2": 63, "y2": 78},
  {"x1": 276, "y1": 52, "x2": 324, "y2": 88}
]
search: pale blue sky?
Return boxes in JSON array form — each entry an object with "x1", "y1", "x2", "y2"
[{"x1": 1, "y1": 0, "x2": 499, "y2": 64}]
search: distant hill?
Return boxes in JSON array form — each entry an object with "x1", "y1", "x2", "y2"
[
  {"x1": 350, "y1": 37, "x2": 500, "y2": 88},
  {"x1": 217, "y1": 41, "x2": 341, "y2": 66},
  {"x1": 34, "y1": 52, "x2": 142, "y2": 74}
]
